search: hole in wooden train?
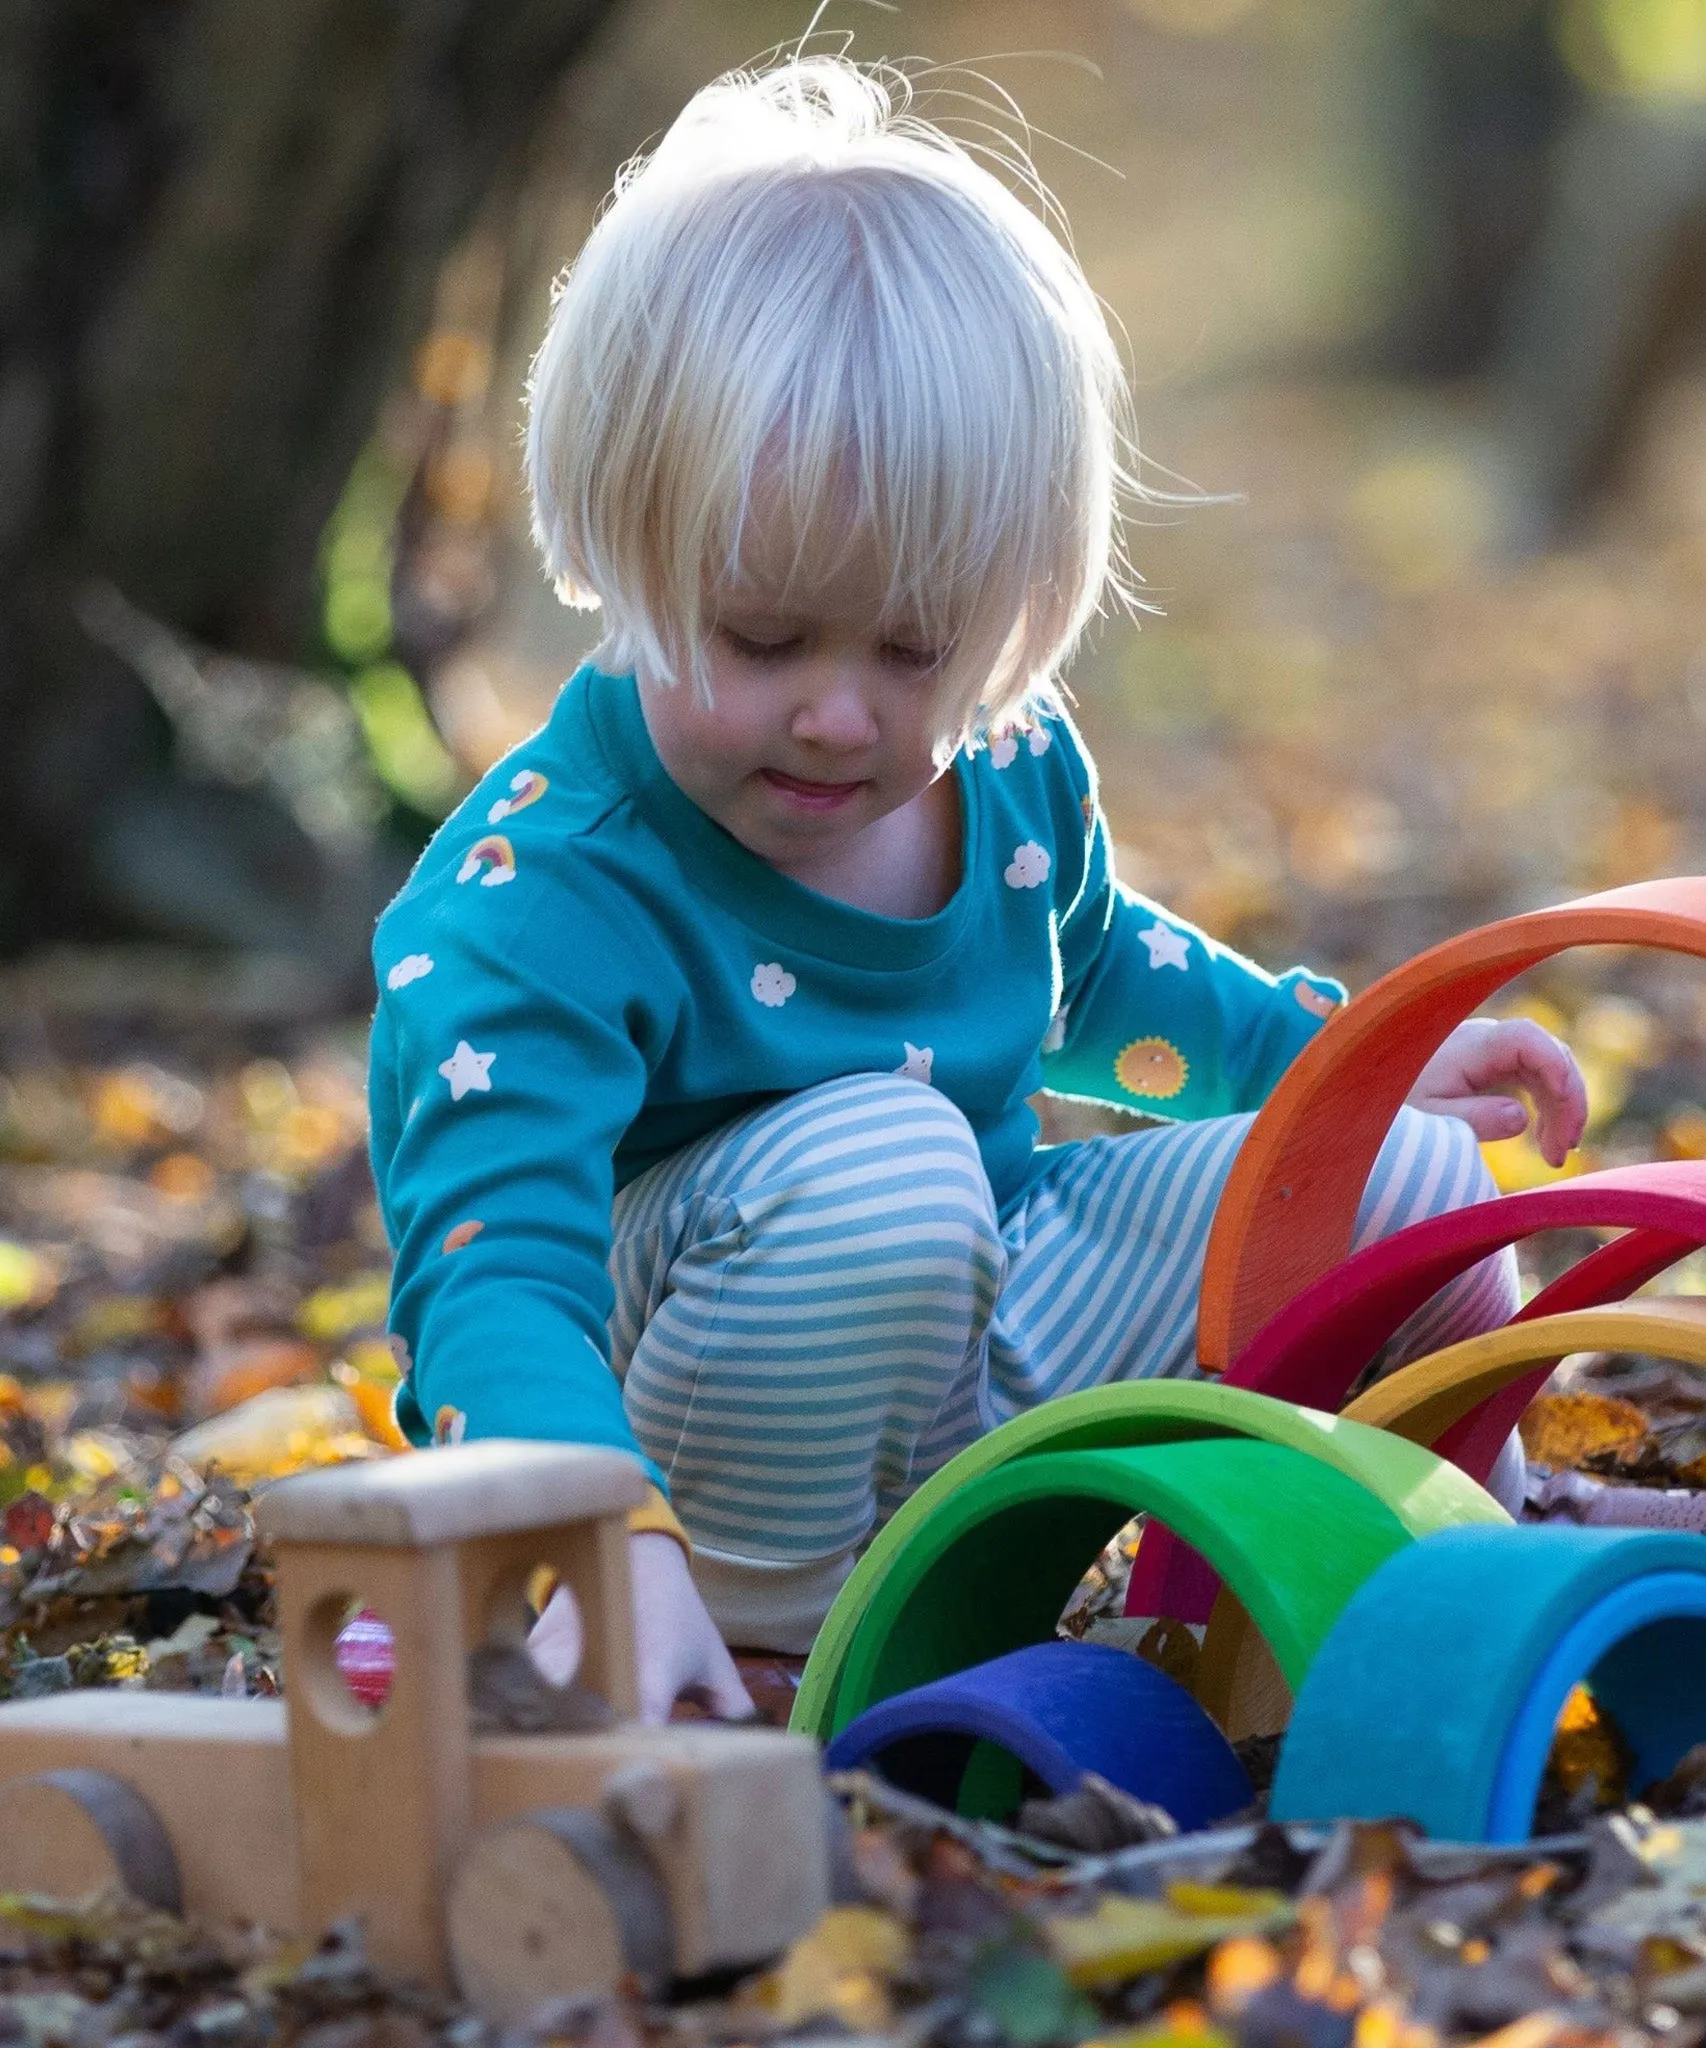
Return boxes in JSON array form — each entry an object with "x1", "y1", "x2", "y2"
[
  {"x1": 470, "y1": 1558, "x2": 600, "y2": 1715},
  {"x1": 522, "y1": 1574, "x2": 585, "y2": 1691},
  {"x1": 320, "y1": 1570, "x2": 593, "y2": 1726},
  {"x1": 311, "y1": 1594, "x2": 396, "y2": 1730}
]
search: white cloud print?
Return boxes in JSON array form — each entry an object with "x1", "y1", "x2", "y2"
[
  {"x1": 1004, "y1": 841, "x2": 1051, "y2": 889},
  {"x1": 750, "y1": 962, "x2": 797, "y2": 1008},
  {"x1": 386, "y1": 953, "x2": 434, "y2": 990}
]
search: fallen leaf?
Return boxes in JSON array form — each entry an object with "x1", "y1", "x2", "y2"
[
  {"x1": 0, "y1": 1242, "x2": 52, "y2": 1312},
  {"x1": 1520, "y1": 1393, "x2": 1648, "y2": 1470},
  {"x1": 741, "y1": 1906, "x2": 911, "y2": 2029},
  {"x1": 169, "y1": 1385, "x2": 377, "y2": 1482},
  {"x1": 1576, "y1": 1815, "x2": 1706, "y2": 1949},
  {"x1": 142, "y1": 1611, "x2": 221, "y2": 1659},
  {"x1": 148, "y1": 1150, "x2": 216, "y2": 1200},
  {"x1": 296, "y1": 1275, "x2": 392, "y2": 1344},
  {"x1": 1204, "y1": 1934, "x2": 1285, "y2": 2013},
  {"x1": 188, "y1": 1338, "x2": 323, "y2": 1419},
  {"x1": 1548, "y1": 1684, "x2": 1630, "y2": 1810},
  {"x1": 1019, "y1": 1772, "x2": 1180, "y2": 1853},
  {"x1": 329, "y1": 1341, "x2": 408, "y2": 1451},
  {"x1": 3, "y1": 1494, "x2": 53, "y2": 1553},
  {"x1": 1044, "y1": 1887, "x2": 1293, "y2": 1986}
]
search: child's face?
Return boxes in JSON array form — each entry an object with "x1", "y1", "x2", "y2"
[{"x1": 638, "y1": 513, "x2": 955, "y2": 881}]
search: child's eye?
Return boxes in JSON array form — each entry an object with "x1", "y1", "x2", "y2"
[
  {"x1": 719, "y1": 627, "x2": 801, "y2": 662},
  {"x1": 882, "y1": 643, "x2": 941, "y2": 673}
]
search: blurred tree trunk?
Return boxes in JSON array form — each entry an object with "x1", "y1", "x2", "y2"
[{"x1": 0, "y1": 0, "x2": 623, "y2": 966}]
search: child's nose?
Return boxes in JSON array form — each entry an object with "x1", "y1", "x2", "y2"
[{"x1": 792, "y1": 670, "x2": 878, "y2": 750}]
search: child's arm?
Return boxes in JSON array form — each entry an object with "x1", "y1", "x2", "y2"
[
  {"x1": 373, "y1": 879, "x2": 758, "y2": 1722},
  {"x1": 1032, "y1": 729, "x2": 1587, "y2": 1154},
  {"x1": 1037, "y1": 729, "x2": 1342, "y2": 1118},
  {"x1": 371, "y1": 898, "x2": 659, "y2": 1474}
]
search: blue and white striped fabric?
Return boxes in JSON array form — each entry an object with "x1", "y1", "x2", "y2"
[{"x1": 608, "y1": 1072, "x2": 1517, "y2": 1648}]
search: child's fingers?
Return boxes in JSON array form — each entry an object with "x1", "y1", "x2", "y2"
[
  {"x1": 1457, "y1": 1021, "x2": 1588, "y2": 1167},
  {"x1": 526, "y1": 1584, "x2": 585, "y2": 1687},
  {"x1": 1531, "y1": 1084, "x2": 1588, "y2": 1168},
  {"x1": 1502, "y1": 1029, "x2": 1588, "y2": 1166},
  {"x1": 702, "y1": 1658, "x2": 757, "y2": 1721},
  {"x1": 659, "y1": 1658, "x2": 755, "y2": 1724},
  {"x1": 1420, "y1": 1093, "x2": 1529, "y2": 1143}
]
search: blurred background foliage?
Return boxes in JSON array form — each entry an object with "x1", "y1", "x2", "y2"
[
  {"x1": 11, "y1": 0, "x2": 1706, "y2": 990},
  {"x1": 9, "y1": 0, "x2": 1706, "y2": 1316}
]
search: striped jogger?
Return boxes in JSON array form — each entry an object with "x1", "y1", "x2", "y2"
[{"x1": 608, "y1": 1073, "x2": 1517, "y2": 1647}]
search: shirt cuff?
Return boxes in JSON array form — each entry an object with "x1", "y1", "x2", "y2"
[{"x1": 628, "y1": 1483, "x2": 692, "y2": 1557}]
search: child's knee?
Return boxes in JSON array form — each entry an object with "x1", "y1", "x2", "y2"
[
  {"x1": 1359, "y1": 1104, "x2": 1520, "y2": 1369},
  {"x1": 1358, "y1": 1103, "x2": 1497, "y2": 1243},
  {"x1": 755, "y1": 1073, "x2": 997, "y2": 1243}
]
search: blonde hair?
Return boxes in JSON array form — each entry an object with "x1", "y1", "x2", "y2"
[{"x1": 525, "y1": 53, "x2": 1141, "y2": 748}]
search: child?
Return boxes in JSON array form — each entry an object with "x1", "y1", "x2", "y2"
[{"x1": 368, "y1": 56, "x2": 1586, "y2": 1723}]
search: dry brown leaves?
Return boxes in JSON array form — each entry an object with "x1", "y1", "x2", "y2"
[{"x1": 0, "y1": 1033, "x2": 403, "y2": 1705}]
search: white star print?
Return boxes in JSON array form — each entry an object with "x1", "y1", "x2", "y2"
[
  {"x1": 1138, "y1": 921, "x2": 1191, "y2": 971},
  {"x1": 438, "y1": 1040, "x2": 495, "y2": 1101},
  {"x1": 895, "y1": 1042, "x2": 934, "y2": 1083}
]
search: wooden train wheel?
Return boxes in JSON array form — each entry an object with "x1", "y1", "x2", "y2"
[{"x1": 448, "y1": 1805, "x2": 675, "y2": 2021}]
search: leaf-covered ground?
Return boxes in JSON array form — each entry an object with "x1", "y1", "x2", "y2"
[{"x1": 0, "y1": 996, "x2": 1703, "y2": 2048}]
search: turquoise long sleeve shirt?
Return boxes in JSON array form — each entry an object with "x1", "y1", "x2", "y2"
[{"x1": 368, "y1": 664, "x2": 1343, "y2": 1484}]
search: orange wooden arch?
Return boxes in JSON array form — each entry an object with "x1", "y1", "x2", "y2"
[{"x1": 1198, "y1": 877, "x2": 1706, "y2": 1375}]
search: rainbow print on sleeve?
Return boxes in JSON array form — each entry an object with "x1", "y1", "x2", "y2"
[
  {"x1": 456, "y1": 834, "x2": 517, "y2": 887},
  {"x1": 487, "y1": 769, "x2": 548, "y2": 823}
]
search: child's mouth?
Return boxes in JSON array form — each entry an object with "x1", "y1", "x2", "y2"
[{"x1": 761, "y1": 768, "x2": 866, "y2": 811}]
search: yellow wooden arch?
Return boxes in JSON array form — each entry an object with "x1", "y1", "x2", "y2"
[{"x1": 1343, "y1": 1297, "x2": 1706, "y2": 1445}]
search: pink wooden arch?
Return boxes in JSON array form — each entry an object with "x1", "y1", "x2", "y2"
[{"x1": 1127, "y1": 1164, "x2": 1706, "y2": 1621}]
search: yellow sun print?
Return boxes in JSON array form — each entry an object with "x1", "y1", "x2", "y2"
[{"x1": 1115, "y1": 1036, "x2": 1189, "y2": 1100}]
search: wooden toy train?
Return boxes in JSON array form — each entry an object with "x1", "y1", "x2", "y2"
[
  {"x1": 0, "y1": 1444, "x2": 828, "y2": 2023},
  {"x1": 8, "y1": 877, "x2": 1706, "y2": 2000}
]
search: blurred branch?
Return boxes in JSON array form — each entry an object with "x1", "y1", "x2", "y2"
[
  {"x1": 0, "y1": 0, "x2": 627, "y2": 954},
  {"x1": 75, "y1": 582, "x2": 385, "y2": 855}
]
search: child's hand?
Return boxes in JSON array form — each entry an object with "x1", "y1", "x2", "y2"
[
  {"x1": 628, "y1": 1530, "x2": 755, "y2": 1723},
  {"x1": 1404, "y1": 1017, "x2": 1588, "y2": 1168},
  {"x1": 528, "y1": 1532, "x2": 754, "y2": 1725}
]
